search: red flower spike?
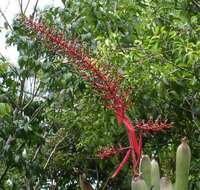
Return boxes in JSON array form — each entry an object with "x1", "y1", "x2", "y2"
[
  {"x1": 22, "y1": 16, "x2": 141, "y2": 174},
  {"x1": 21, "y1": 16, "x2": 172, "y2": 177},
  {"x1": 22, "y1": 17, "x2": 127, "y2": 111}
]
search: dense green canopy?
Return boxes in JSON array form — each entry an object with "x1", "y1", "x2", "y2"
[{"x1": 0, "y1": 0, "x2": 200, "y2": 189}]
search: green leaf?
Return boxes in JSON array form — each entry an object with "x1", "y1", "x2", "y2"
[{"x1": 0, "y1": 103, "x2": 11, "y2": 116}]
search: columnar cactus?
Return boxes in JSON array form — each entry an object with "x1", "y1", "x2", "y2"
[
  {"x1": 151, "y1": 159, "x2": 160, "y2": 190},
  {"x1": 175, "y1": 137, "x2": 191, "y2": 190},
  {"x1": 132, "y1": 138, "x2": 191, "y2": 190},
  {"x1": 160, "y1": 177, "x2": 173, "y2": 190},
  {"x1": 132, "y1": 176, "x2": 148, "y2": 190},
  {"x1": 139, "y1": 155, "x2": 151, "y2": 188}
]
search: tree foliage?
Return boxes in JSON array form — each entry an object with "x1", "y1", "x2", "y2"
[{"x1": 0, "y1": 0, "x2": 200, "y2": 189}]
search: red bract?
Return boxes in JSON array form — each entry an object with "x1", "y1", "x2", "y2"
[
  {"x1": 21, "y1": 16, "x2": 172, "y2": 177},
  {"x1": 112, "y1": 149, "x2": 131, "y2": 178}
]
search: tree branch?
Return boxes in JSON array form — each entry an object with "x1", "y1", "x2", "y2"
[
  {"x1": 23, "y1": 76, "x2": 41, "y2": 110},
  {"x1": 192, "y1": 0, "x2": 200, "y2": 9},
  {"x1": 32, "y1": 124, "x2": 54, "y2": 162},
  {"x1": 18, "y1": 78, "x2": 25, "y2": 113},
  {"x1": 61, "y1": 0, "x2": 66, "y2": 5},
  {"x1": 96, "y1": 165, "x2": 100, "y2": 190},
  {"x1": 43, "y1": 135, "x2": 67, "y2": 169},
  {"x1": 0, "y1": 52, "x2": 6, "y2": 60},
  {"x1": 29, "y1": 101, "x2": 47, "y2": 123},
  {"x1": 32, "y1": 145, "x2": 41, "y2": 162},
  {"x1": 20, "y1": 89, "x2": 48, "y2": 100},
  {"x1": 17, "y1": 0, "x2": 24, "y2": 14},
  {"x1": 24, "y1": 0, "x2": 31, "y2": 15},
  {"x1": 0, "y1": 165, "x2": 9, "y2": 183},
  {"x1": 100, "y1": 174, "x2": 111, "y2": 190},
  {"x1": 32, "y1": 0, "x2": 39, "y2": 18},
  {"x1": 0, "y1": 8, "x2": 13, "y2": 31}
]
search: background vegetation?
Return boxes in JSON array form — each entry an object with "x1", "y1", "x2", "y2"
[{"x1": 0, "y1": 0, "x2": 200, "y2": 189}]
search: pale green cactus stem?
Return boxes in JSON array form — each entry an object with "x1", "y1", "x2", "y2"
[
  {"x1": 131, "y1": 176, "x2": 148, "y2": 190},
  {"x1": 139, "y1": 155, "x2": 151, "y2": 188},
  {"x1": 160, "y1": 177, "x2": 173, "y2": 190},
  {"x1": 175, "y1": 137, "x2": 191, "y2": 190},
  {"x1": 151, "y1": 158, "x2": 160, "y2": 190},
  {"x1": 131, "y1": 138, "x2": 191, "y2": 190}
]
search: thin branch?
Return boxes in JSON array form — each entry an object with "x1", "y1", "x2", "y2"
[
  {"x1": 23, "y1": 77, "x2": 41, "y2": 110},
  {"x1": 96, "y1": 165, "x2": 100, "y2": 190},
  {"x1": 32, "y1": 145, "x2": 41, "y2": 162},
  {"x1": 18, "y1": 78, "x2": 25, "y2": 112},
  {"x1": 32, "y1": 124, "x2": 53, "y2": 162},
  {"x1": 21, "y1": 90, "x2": 48, "y2": 100},
  {"x1": 61, "y1": 0, "x2": 66, "y2": 5},
  {"x1": 170, "y1": 102, "x2": 192, "y2": 113},
  {"x1": 43, "y1": 135, "x2": 67, "y2": 169},
  {"x1": 192, "y1": 0, "x2": 200, "y2": 9},
  {"x1": 0, "y1": 52, "x2": 6, "y2": 60},
  {"x1": 32, "y1": 0, "x2": 39, "y2": 18},
  {"x1": 0, "y1": 8, "x2": 13, "y2": 31},
  {"x1": 0, "y1": 165, "x2": 9, "y2": 183},
  {"x1": 33, "y1": 179, "x2": 40, "y2": 190},
  {"x1": 17, "y1": 0, "x2": 24, "y2": 14},
  {"x1": 24, "y1": 0, "x2": 31, "y2": 15},
  {"x1": 29, "y1": 101, "x2": 47, "y2": 123},
  {"x1": 100, "y1": 175, "x2": 111, "y2": 190},
  {"x1": 185, "y1": 93, "x2": 199, "y2": 128}
]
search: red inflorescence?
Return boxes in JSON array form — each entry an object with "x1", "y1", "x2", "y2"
[
  {"x1": 97, "y1": 146, "x2": 130, "y2": 159},
  {"x1": 135, "y1": 119, "x2": 172, "y2": 132},
  {"x1": 22, "y1": 17, "x2": 128, "y2": 115},
  {"x1": 22, "y1": 16, "x2": 172, "y2": 177}
]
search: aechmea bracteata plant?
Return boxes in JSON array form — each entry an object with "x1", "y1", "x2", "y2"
[{"x1": 20, "y1": 15, "x2": 172, "y2": 177}]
